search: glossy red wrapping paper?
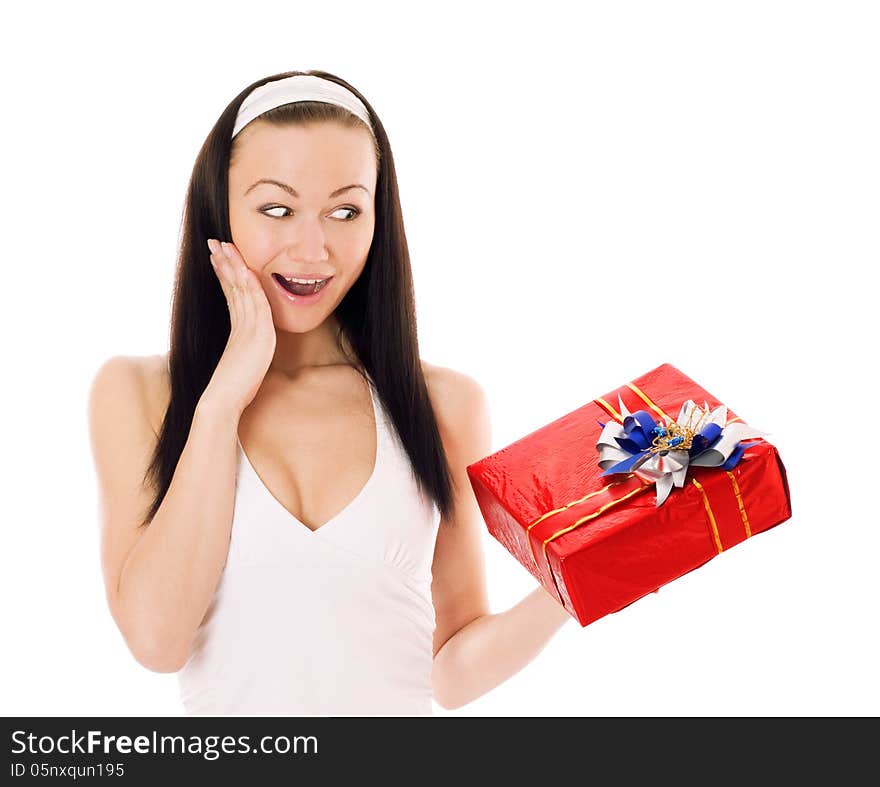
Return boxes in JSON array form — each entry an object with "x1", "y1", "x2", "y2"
[{"x1": 466, "y1": 363, "x2": 793, "y2": 627}]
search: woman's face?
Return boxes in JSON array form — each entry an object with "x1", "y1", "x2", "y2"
[{"x1": 227, "y1": 120, "x2": 377, "y2": 332}]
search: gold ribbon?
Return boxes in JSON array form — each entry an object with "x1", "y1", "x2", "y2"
[
  {"x1": 525, "y1": 381, "x2": 754, "y2": 581},
  {"x1": 624, "y1": 381, "x2": 753, "y2": 550}
]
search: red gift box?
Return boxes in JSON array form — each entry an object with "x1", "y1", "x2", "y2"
[{"x1": 466, "y1": 363, "x2": 793, "y2": 627}]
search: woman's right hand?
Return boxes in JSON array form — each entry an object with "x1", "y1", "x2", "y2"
[{"x1": 203, "y1": 238, "x2": 277, "y2": 417}]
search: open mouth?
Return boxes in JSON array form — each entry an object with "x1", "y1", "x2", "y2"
[{"x1": 272, "y1": 274, "x2": 332, "y2": 296}]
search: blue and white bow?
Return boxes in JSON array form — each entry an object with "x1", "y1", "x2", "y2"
[{"x1": 596, "y1": 396, "x2": 768, "y2": 506}]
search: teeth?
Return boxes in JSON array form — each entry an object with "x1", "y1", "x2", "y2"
[
  {"x1": 283, "y1": 276, "x2": 328, "y2": 284},
  {"x1": 276, "y1": 274, "x2": 330, "y2": 297}
]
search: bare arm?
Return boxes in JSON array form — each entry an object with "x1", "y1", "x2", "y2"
[
  {"x1": 89, "y1": 357, "x2": 242, "y2": 672},
  {"x1": 433, "y1": 584, "x2": 572, "y2": 709},
  {"x1": 428, "y1": 367, "x2": 572, "y2": 710},
  {"x1": 92, "y1": 240, "x2": 276, "y2": 673}
]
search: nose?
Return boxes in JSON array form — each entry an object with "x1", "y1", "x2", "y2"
[{"x1": 284, "y1": 215, "x2": 329, "y2": 263}]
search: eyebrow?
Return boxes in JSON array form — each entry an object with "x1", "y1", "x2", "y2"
[{"x1": 245, "y1": 179, "x2": 371, "y2": 199}]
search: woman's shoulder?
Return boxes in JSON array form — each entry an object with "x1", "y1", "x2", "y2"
[
  {"x1": 420, "y1": 360, "x2": 491, "y2": 448},
  {"x1": 87, "y1": 352, "x2": 170, "y2": 449},
  {"x1": 120, "y1": 352, "x2": 171, "y2": 435},
  {"x1": 421, "y1": 360, "x2": 485, "y2": 401}
]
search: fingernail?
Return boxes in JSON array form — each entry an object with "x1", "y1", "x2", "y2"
[{"x1": 220, "y1": 241, "x2": 231, "y2": 256}]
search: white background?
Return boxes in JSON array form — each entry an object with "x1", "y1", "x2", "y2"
[{"x1": 2, "y1": 1, "x2": 878, "y2": 717}]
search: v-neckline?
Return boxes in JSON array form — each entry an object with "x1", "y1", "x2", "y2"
[{"x1": 236, "y1": 374, "x2": 381, "y2": 536}]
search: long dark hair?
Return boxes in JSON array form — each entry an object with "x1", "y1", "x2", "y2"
[{"x1": 140, "y1": 69, "x2": 456, "y2": 528}]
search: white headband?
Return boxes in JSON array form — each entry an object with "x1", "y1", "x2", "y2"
[{"x1": 232, "y1": 74, "x2": 374, "y2": 139}]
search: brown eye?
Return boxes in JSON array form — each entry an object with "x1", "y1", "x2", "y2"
[{"x1": 261, "y1": 205, "x2": 290, "y2": 218}]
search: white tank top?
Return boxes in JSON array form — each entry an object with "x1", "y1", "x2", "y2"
[{"x1": 178, "y1": 374, "x2": 441, "y2": 715}]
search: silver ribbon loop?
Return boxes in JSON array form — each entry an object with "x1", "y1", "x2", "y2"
[{"x1": 597, "y1": 395, "x2": 769, "y2": 506}]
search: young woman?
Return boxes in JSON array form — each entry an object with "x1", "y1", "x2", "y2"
[{"x1": 88, "y1": 69, "x2": 571, "y2": 716}]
